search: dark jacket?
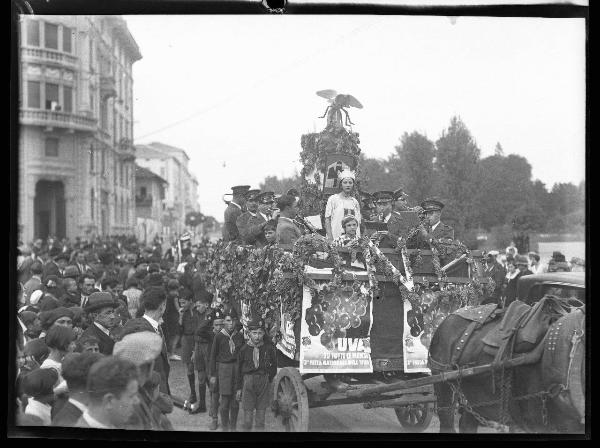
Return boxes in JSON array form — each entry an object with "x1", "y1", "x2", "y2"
[
  {"x1": 407, "y1": 221, "x2": 455, "y2": 249},
  {"x1": 236, "y1": 211, "x2": 257, "y2": 245},
  {"x1": 245, "y1": 213, "x2": 269, "y2": 247},
  {"x1": 235, "y1": 342, "x2": 278, "y2": 390},
  {"x1": 51, "y1": 400, "x2": 84, "y2": 427},
  {"x1": 60, "y1": 292, "x2": 82, "y2": 308},
  {"x1": 276, "y1": 217, "x2": 303, "y2": 245},
  {"x1": 191, "y1": 273, "x2": 213, "y2": 304},
  {"x1": 209, "y1": 330, "x2": 244, "y2": 378},
  {"x1": 80, "y1": 323, "x2": 115, "y2": 356},
  {"x1": 42, "y1": 261, "x2": 61, "y2": 279},
  {"x1": 121, "y1": 318, "x2": 171, "y2": 395},
  {"x1": 223, "y1": 203, "x2": 244, "y2": 242}
]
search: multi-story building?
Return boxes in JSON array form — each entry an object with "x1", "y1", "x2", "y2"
[
  {"x1": 18, "y1": 15, "x2": 141, "y2": 243},
  {"x1": 135, "y1": 165, "x2": 167, "y2": 245},
  {"x1": 135, "y1": 142, "x2": 200, "y2": 240}
]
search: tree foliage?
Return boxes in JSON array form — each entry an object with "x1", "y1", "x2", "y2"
[{"x1": 256, "y1": 116, "x2": 584, "y2": 241}]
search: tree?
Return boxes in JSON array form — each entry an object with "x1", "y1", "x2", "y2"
[
  {"x1": 434, "y1": 116, "x2": 482, "y2": 232},
  {"x1": 259, "y1": 173, "x2": 302, "y2": 195},
  {"x1": 549, "y1": 182, "x2": 581, "y2": 216},
  {"x1": 388, "y1": 131, "x2": 436, "y2": 203},
  {"x1": 476, "y1": 154, "x2": 536, "y2": 230},
  {"x1": 494, "y1": 142, "x2": 504, "y2": 156},
  {"x1": 355, "y1": 154, "x2": 397, "y2": 194}
]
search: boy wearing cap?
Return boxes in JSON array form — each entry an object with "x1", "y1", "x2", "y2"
[
  {"x1": 324, "y1": 170, "x2": 361, "y2": 242},
  {"x1": 223, "y1": 185, "x2": 250, "y2": 243},
  {"x1": 235, "y1": 319, "x2": 277, "y2": 431},
  {"x1": 209, "y1": 309, "x2": 244, "y2": 431}
]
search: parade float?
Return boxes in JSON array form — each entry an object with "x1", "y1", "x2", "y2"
[{"x1": 201, "y1": 91, "x2": 500, "y2": 432}]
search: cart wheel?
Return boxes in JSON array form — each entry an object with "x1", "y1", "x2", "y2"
[
  {"x1": 394, "y1": 402, "x2": 433, "y2": 432},
  {"x1": 272, "y1": 367, "x2": 310, "y2": 432}
]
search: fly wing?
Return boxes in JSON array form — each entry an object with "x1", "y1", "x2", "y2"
[
  {"x1": 346, "y1": 94, "x2": 363, "y2": 109},
  {"x1": 316, "y1": 89, "x2": 338, "y2": 100}
]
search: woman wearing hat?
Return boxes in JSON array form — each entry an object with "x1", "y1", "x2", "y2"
[{"x1": 324, "y1": 170, "x2": 362, "y2": 242}]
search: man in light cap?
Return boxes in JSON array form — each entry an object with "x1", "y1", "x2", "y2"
[
  {"x1": 324, "y1": 169, "x2": 361, "y2": 242},
  {"x1": 235, "y1": 318, "x2": 277, "y2": 431},
  {"x1": 81, "y1": 292, "x2": 120, "y2": 355},
  {"x1": 245, "y1": 191, "x2": 275, "y2": 248},
  {"x1": 223, "y1": 185, "x2": 250, "y2": 243},
  {"x1": 237, "y1": 189, "x2": 261, "y2": 245},
  {"x1": 113, "y1": 331, "x2": 167, "y2": 430}
]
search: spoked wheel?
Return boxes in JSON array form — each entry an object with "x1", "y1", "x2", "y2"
[
  {"x1": 394, "y1": 402, "x2": 434, "y2": 432},
  {"x1": 271, "y1": 367, "x2": 310, "y2": 432}
]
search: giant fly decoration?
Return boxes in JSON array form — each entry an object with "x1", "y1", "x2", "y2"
[{"x1": 317, "y1": 89, "x2": 363, "y2": 127}]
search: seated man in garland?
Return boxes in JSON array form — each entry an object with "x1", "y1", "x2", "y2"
[{"x1": 407, "y1": 198, "x2": 454, "y2": 249}]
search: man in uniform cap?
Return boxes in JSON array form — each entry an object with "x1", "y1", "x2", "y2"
[
  {"x1": 223, "y1": 185, "x2": 250, "y2": 243},
  {"x1": 236, "y1": 189, "x2": 261, "y2": 245},
  {"x1": 245, "y1": 191, "x2": 275, "y2": 248},
  {"x1": 81, "y1": 292, "x2": 120, "y2": 355},
  {"x1": 373, "y1": 191, "x2": 395, "y2": 223},
  {"x1": 408, "y1": 198, "x2": 455, "y2": 249},
  {"x1": 393, "y1": 188, "x2": 411, "y2": 212}
]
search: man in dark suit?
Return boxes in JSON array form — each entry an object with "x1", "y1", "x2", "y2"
[
  {"x1": 245, "y1": 191, "x2": 275, "y2": 248},
  {"x1": 52, "y1": 352, "x2": 104, "y2": 427},
  {"x1": 42, "y1": 251, "x2": 61, "y2": 280},
  {"x1": 237, "y1": 189, "x2": 260, "y2": 244},
  {"x1": 408, "y1": 198, "x2": 455, "y2": 249},
  {"x1": 222, "y1": 185, "x2": 250, "y2": 243},
  {"x1": 81, "y1": 292, "x2": 120, "y2": 355},
  {"x1": 120, "y1": 286, "x2": 171, "y2": 395},
  {"x1": 371, "y1": 191, "x2": 398, "y2": 248}
]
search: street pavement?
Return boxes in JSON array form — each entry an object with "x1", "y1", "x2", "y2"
[{"x1": 166, "y1": 355, "x2": 447, "y2": 433}]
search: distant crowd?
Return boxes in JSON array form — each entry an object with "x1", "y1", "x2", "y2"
[
  {"x1": 482, "y1": 241, "x2": 584, "y2": 306},
  {"x1": 15, "y1": 234, "x2": 276, "y2": 431}
]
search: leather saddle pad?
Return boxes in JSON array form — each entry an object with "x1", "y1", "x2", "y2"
[
  {"x1": 453, "y1": 303, "x2": 499, "y2": 325},
  {"x1": 482, "y1": 300, "x2": 531, "y2": 349}
]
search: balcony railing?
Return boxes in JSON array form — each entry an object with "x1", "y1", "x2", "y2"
[
  {"x1": 20, "y1": 108, "x2": 97, "y2": 133},
  {"x1": 21, "y1": 47, "x2": 78, "y2": 67}
]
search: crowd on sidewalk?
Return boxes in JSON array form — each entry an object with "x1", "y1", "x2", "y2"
[{"x1": 15, "y1": 234, "x2": 276, "y2": 431}]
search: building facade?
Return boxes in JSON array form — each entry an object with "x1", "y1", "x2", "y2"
[
  {"x1": 135, "y1": 165, "x2": 167, "y2": 245},
  {"x1": 135, "y1": 142, "x2": 200, "y2": 240},
  {"x1": 18, "y1": 15, "x2": 141, "y2": 243}
]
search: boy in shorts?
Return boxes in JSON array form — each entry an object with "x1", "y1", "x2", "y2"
[{"x1": 235, "y1": 318, "x2": 277, "y2": 431}]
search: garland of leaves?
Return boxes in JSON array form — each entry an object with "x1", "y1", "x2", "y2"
[{"x1": 203, "y1": 230, "x2": 494, "y2": 343}]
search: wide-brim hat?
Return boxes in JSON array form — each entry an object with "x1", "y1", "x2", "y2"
[
  {"x1": 231, "y1": 185, "x2": 251, "y2": 195},
  {"x1": 39, "y1": 306, "x2": 74, "y2": 329},
  {"x1": 373, "y1": 191, "x2": 394, "y2": 203},
  {"x1": 421, "y1": 198, "x2": 445, "y2": 212},
  {"x1": 84, "y1": 292, "x2": 119, "y2": 313}
]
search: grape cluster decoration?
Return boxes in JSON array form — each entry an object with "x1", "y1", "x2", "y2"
[{"x1": 305, "y1": 286, "x2": 368, "y2": 350}]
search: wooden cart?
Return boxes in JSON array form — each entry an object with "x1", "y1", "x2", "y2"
[{"x1": 269, "y1": 247, "x2": 490, "y2": 432}]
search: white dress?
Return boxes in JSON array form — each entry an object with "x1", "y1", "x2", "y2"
[{"x1": 324, "y1": 193, "x2": 361, "y2": 240}]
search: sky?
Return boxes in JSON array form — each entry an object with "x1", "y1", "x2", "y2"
[{"x1": 125, "y1": 15, "x2": 586, "y2": 220}]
